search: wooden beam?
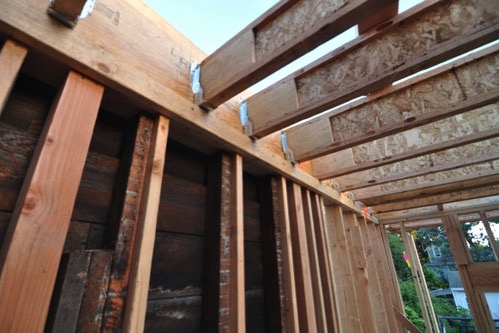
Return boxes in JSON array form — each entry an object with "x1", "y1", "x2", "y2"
[
  {"x1": 122, "y1": 116, "x2": 169, "y2": 333},
  {"x1": 0, "y1": 71, "x2": 103, "y2": 332},
  {"x1": 0, "y1": 0, "x2": 374, "y2": 221},
  {"x1": 478, "y1": 211, "x2": 499, "y2": 261},
  {"x1": 260, "y1": 176, "x2": 298, "y2": 332},
  {"x1": 340, "y1": 141, "x2": 499, "y2": 192},
  {"x1": 310, "y1": 194, "x2": 338, "y2": 332},
  {"x1": 0, "y1": 39, "x2": 28, "y2": 114},
  {"x1": 287, "y1": 182, "x2": 316, "y2": 332},
  {"x1": 324, "y1": 205, "x2": 361, "y2": 332},
  {"x1": 374, "y1": 184, "x2": 499, "y2": 213},
  {"x1": 356, "y1": 171, "x2": 499, "y2": 206},
  {"x1": 393, "y1": 307, "x2": 422, "y2": 333},
  {"x1": 358, "y1": 0, "x2": 398, "y2": 34},
  {"x1": 285, "y1": 43, "x2": 499, "y2": 160},
  {"x1": 301, "y1": 189, "x2": 327, "y2": 332},
  {"x1": 312, "y1": 123, "x2": 499, "y2": 180},
  {"x1": 203, "y1": 153, "x2": 245, "y2": 332},
  {"x1": 198, "y1": 0, "x2": 397, "y2": 109},
  {"x1": 442, "y1": 215, "x2": 496, "y2": 332},
  {"x1": 467, "y1": 262, "x2": 499, "y2": 292},
  {"x1": 249, "y1": 0, "x2": 499, "y2": 137},
  {"x1": 343, "y1": 212, "x2": 377, "y2": 333}
]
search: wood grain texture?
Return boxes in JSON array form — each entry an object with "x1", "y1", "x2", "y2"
[
  {"x1": 0, "y1": 40, "x2": 27, "y2": 114},
  {"x1": 0, "y1": 71, "x2": 103, "y2": 332},
  {"x1": 123, "y1": 116, "x2": 169, "y2": 333}
]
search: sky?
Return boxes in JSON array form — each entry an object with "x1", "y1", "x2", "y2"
[{"x1": 144, "y1": 0, "x2": 422, "y2": 93}]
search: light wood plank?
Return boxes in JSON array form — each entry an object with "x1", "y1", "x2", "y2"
[
  {"x1": 467, "y1": 262, "x2": 499, "y2": 292},
  {"x1": 324, "y1": 205, "x2": 361, "y2": 332},
  {"x1": 0, "y1": 71, "x2": 103, "y2": 332},
  {"x1": 251, "y1": 0, "x2": 499, "y2": 137},
  {"x1": 479, "y1": 211, "x2": 499, "y2": 261},
  {"x1": 285, "y1": 43, "x2": 499, "y2": 160},
  {"x1": 0, "y1": 39, "x2": 28, "y2": 114},
  {"x1": 199, "y1": 0, "x2": 397, "y2": 109},
  {"x1": 122, "y1": 116, "x2": 169, "y2": 333},
  {"x1": 287, "y1": 182, "x2": 317, "y2": 332},
  {"x1": 393, "y1": 307, "x2": 422, "y2": 333}
]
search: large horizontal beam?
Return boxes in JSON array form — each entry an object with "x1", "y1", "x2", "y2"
[
  {"x1": 0, "y1": 0, "x2": 376, "y2": 220},
  {"x1": 356, "y1": 170, "x2": 499, "y2": 206},
  {"x1": 311, "y1": 103, "x2": 499, "y2": 180},
  {"x1": 248, "y1": 0, "x2": 499, "y2": 137},
  {"x1": 198, "y1": 0, "x2": 397, "y2": 109},
  {"x1": 373, "y1": 184, "x2": 499, "y2": 213},
  {"x1": 286, "y1": 43, "x2": 499, "y2": 160}
]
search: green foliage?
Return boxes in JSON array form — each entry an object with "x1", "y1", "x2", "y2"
[{"x1": 387, "y1": 233, "x2": 411, "y2": 281}]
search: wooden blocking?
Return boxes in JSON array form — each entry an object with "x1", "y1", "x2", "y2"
[
  {"x1": 0, "y1": 71, "x2": 103, "y2": 333},
  {"x1": 123, "y1": 115, "x2": 169, "y2": 333},
  {"x1": 324, "y1": 205, "x2": 361, "y2": 332},
  {"x1": 199, "y1": 0, "x2": 397, "y2": 109},
  {"x1": 47, "y1": 0, "x2": 89, "y2": 28},
  {"x1": 0, "y1": 40, "x2": 27, "y2": 114},
  {"x1": 259, "y1": 176, "x2": 298, "y2": 332},
  {"x1": 286, "y1": 182, "x2": 317, "y2": 332},
  {"x1": 102, "y1": 115, "x2": 155, "y2": 331},
  {"x1": 203, "y1": 153, "x2": 245, "y2": 332}
]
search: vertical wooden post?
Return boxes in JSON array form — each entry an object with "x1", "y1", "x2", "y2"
[
  {"x1": 324, "y1": 205, "x2": 361, "y2": 332},
  {"x1": 0, "y1": 71, "x2": 103, "y2": 332},
  {"x1": 400, "y1": 224, "x2": 434, "y2": 333},
  {"x1": 260, "y1": 176, "x2": 298, "y2": 332},
  {"x1": 122, "y1": 115, "x2": 169, "y2": 332},
  {"x1": 0, "y1": 39, "x2": 28, "y2": 114},
  {"x1": 442, "y1": 215, "x2": 496, "y2": 333},
  {"x1": 311, "y1": 194, "x2": 338, "y2": 332},
  {"x1": 302, "y1": 189, "x2": 327, "y2": 332},
  {"x1": 343, "y1": 212, "x2": 377, "y2": 333},
  {"x1": 203, "y1": 153, "x2": 245, "y2": 332},
  {"x1": 479, "y1": 211, "x2": 499, "y2": 260},
  {"x1": 287, "y1": 182, "x2": 317, "y2": 332},
  {"x1": 102, "y1": 115, "x2": 155, "y2": 331}
]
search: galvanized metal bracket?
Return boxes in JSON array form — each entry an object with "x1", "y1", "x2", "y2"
[
  {"x1": 190, "y1": 62, "x2": 213, "y2": 110},
  {"x1": 281, "y1": 132, "x2": 296, "y2": 165},
  {"x1": 239, "y1": 101, "x2": 256, "y2": 139},
  {"x1": 47, "y1": 0, "x2": 95, "y2": 29}
]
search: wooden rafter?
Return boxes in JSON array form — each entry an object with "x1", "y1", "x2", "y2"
[
  {"x1": 247, "y1": 0, "x2": 499, "y2": 137},
  {"x1": 198, "y1": 0, "x2": 398, "y2": 109},
  {"x1": 285, "y1": 44, "x2": 499, "y2": 161},
  {"x1": 0, "y1": 71, "x2": 103, "y2": 332},
  {"x1": 0, "y1": 39, "x2": 27, "y2": 114}
]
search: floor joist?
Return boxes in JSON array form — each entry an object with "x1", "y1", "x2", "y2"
[
  {"x1": 248, "y1": 0, "x2": 499, "y2": 137},
  {"x1": 198, "y1": 0, "x2": 398, "y2": 109},
  {"x1": 285, "y1": 43, "x2": 499, "y2": 161}
]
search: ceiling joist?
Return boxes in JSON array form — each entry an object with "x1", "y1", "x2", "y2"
[
  {"x1": 247, "y1": 0, "x2": 499, "y2": 137},
  {"x1": 286, "y1": 44, "x2": 499, "y2": 162},
  {"x1": 198, "y1": 0, "x2": 398, "y2": 109}
]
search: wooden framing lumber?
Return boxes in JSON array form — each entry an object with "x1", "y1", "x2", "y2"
[
  {"x1": 122, "y1": 115, "x2": 169, "y2": 333},
  {"x1": 0, "y1": 39, "x2": 27, "y2": 114},
  {"x1": 301, "y1": 189, "x2": 327, "y2": 332},
  {"x1": 356, "y1": 171, "x2": 499, "y2": 206},
  {"x1": 393, "y1": 307, "x2": 422, "y2": 333},
  {"x1": 249, "y1": 0, "x2": 499, "y2": 137},
  {"x1": 0, "y1": 0, "x2": 375, "y2": 221},
  {"x1": 198, "y1": 0, "x2": 397, "y2": 109},
  {"x1": 46, "y1": 0, "x2": 88, "y2": 28},
  {"x1": 467, "y1": 262, "x2": 499, "y2": 293},
  {"x1": 287, "y1": 182, "x2": 316, "y2": 332},
  {"x1": 312, "y1": 123, "x2": 499, "y2": 180},
  {"x1": 324, "y1": 205, "x2": 361, "y2": 332},
  {"x1": 343, "y1": 212, "x2": 377, "y2": 333},
  {"x1": 285, "y1": 43, "x2": 499, "y2": 160},
  {"x1": 0, "y1": 71, "x2": 103, "y2": 332},
  {"x1": 442, "y1": 215, "x2": 496, "y2": 332},
  {"x1": 340, "y1": 139, "x2": 499, "y2": 192},
  {"x1": 374, "y1": 184, "x2": 499, "y2": 213},
  {"x1": 203, "y1": 153, "x2": 245, "y2": 332},
  {"x1": 358, "y1": 0, "x2": 398, "y2": 34}
]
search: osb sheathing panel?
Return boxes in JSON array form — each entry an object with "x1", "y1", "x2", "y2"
[
  {"x1": 296, "y1": 0, "x2": 498, "y2": 107},
  {"x1": 255, "y1": 0, "x2": 345, "y2": 60},
  {"x1": 329, "y1": 53, "x2": 499, "y2": 142},
  {"x1": 350, "y1": 103, "x2": 498, "y2": 165}
]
